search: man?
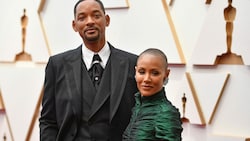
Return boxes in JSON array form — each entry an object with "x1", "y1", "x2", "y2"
[{"x1": 39, "y1": 0, "x2": 138, "y2": 140}]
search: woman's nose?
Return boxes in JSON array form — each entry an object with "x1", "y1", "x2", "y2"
[{"x1": 143, "y1": 73, "x2": 151, "y2": 82}]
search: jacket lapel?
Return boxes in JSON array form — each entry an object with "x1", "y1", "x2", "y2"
[
  {"x1": 88, "y1": 46, "x2": 130, "y2": 121},
  {"x1": 64, "y1": 46, "x2": 82, "y2": 121},
  {"x1": 109, "y1": 51, "x2": 129, "y2": 122}
]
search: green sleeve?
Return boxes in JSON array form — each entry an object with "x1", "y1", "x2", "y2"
[{"x1": 154, "y1": 107, "x2": 183, "y2": 141}]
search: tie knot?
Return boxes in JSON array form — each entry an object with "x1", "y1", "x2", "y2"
[{"x1": 92, "y1": 54, "x2": 102, "y2": 64}]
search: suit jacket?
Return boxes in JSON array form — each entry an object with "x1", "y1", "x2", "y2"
[{"x1": 39, "y1": 43, "x2": 138, "y2": 141}]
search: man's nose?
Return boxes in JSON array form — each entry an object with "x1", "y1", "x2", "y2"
[{"x1": 86, "y1": 16, "x2": 95, "y2": 24}]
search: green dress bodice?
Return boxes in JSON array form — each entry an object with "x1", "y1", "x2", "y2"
[{"x1": 123, "y1": 88, "x2": 183, "y2": 141}]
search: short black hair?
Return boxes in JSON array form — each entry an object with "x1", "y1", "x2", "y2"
[{"x1": 74, "y1": 0, "x2": 106, "y2": 18}]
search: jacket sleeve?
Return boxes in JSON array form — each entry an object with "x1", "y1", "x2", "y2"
[{"x1": 39, "y1": 57, "x2": 58, "y2": 141}]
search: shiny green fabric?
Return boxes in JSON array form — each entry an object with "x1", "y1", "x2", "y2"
[{"x1": 123, "y1": 88, "x2": 183, "y2": 141}]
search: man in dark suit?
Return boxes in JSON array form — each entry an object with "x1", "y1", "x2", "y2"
[{"x1": 39, "y1": 0, "x2": 138, "y2": 140}]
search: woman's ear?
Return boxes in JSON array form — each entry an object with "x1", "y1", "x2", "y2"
[
  {"x1": 134, "y1": 66, "x2": 137, "y2": 79},
  {"x1": 165, "y1": 69, "x2": 170, "y2": 77},
  {"x1": 163, "y1": 69, "x2": 170, "y2": 86}
]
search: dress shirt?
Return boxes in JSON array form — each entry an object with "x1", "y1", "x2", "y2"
[{"x1": 82, "y1": 42, "x2": 111, "y2": 70}]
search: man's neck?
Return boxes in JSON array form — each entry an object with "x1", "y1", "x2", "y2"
[{"x1": 84, "y1": 40, "x2": 106, "y2": 53}]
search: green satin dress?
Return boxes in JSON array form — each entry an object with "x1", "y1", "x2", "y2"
[{"x1": 123, "y1": 88, "x2": 183, "y2": 141}]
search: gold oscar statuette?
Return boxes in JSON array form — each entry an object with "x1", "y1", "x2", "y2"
[
  {"x1": 15, "y1": 8, "x2": 32, "y2": 61},
  {"x1": 181, "y1": 93, "x2": 189, "y2": 122},
  {"x1": 215, "y1": 0, "x2": 243, "y2": 65}
]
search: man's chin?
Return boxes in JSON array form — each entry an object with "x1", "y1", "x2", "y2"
[
  {"x1": 85, "y1": 35, "x2": 99, "y2": 42},
  {"x1": 84, "y1": 37, "x2": 98, "y2": 42}
]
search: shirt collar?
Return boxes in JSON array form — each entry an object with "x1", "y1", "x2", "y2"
[{"x1": 82, "y1": 42, "x2": 111, "y2": 70}]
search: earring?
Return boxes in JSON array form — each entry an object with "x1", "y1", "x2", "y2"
[{"x1": 163, "y1": 78, "x2": 169, "y2": 86}]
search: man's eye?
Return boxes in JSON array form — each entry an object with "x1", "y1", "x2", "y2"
[
  {"x1": 94, "y1": 14, "x2": 101, "y2": 19},
  {"x1": 78, "y1": 16, "x2": 85, "y2": 21}
]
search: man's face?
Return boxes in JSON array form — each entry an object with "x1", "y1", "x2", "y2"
[{"x1": 72, "y1": 0, "x2": 110, "y2": 43}]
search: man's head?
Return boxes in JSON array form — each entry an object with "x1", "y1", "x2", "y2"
[
  {"x1": 74, "y1": 0, "x2": 106, "y2": 18},
  {"x1": 72, "y1": 0, "x2": 110, "y2": 50}
]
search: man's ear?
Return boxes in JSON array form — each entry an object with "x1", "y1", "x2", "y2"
[
  {"x1": 105, "y1": 15, "x2": 110, "y2": 26},
  {"x1": 72, "y1": 20, "x2": 78, "y2": 32}
]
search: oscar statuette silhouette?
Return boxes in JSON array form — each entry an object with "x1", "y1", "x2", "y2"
[
  {"x1": 15, "y1": 9, "x2": 32, "y2": 61},
  {"x1": 215, "y1": 0, "x2": 243, "y2": 65},
  {"x1": 181, "y1": 93, "x2": 189, "y2": 122}
]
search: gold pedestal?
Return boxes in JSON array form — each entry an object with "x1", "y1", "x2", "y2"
[
  {"x1": 181, "y1": 117, "x2": 189, "y2": 123},
  {"x1": 15, "y1": 51, "x2": 32, "y2": 61},
  {"x1": 215, "y1": 52, "x2": 244, "y2": 65}
]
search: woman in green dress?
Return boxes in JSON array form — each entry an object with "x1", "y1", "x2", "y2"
[{"x1": 123, "y1": 48, "x2": 183, "y2": 141}]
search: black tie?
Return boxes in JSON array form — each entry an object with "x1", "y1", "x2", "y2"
[{"x1": 89, "y1": 54, "x2": 104, "y2": 89}]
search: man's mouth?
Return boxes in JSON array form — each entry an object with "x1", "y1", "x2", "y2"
[{"x1": 86, "y1": 28, "x2": 96, "y2": 34}]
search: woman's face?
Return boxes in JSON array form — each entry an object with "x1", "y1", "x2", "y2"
[{"x1": 135, "y1": 54, "x2": 170, "y2": 97}]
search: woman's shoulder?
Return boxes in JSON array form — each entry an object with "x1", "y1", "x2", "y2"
[{"x1": 157, "y1": 99, "x2": 181, "y2": 118}]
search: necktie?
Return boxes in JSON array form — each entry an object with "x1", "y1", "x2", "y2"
[{"x1": 89, "y1": 54, "x2": 104, "y2": 89}]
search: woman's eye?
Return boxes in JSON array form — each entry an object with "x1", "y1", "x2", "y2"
[
  {"x1": 138, "y1": 70, "x2": 145, "y2": 74},
  {"x1": 152, "y1": 71, "x2": 159, "y2": 76}
]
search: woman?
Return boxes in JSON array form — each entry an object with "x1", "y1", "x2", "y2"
[{"x1": 123, "y1": 48, "x2": 183, "y2": 141}]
